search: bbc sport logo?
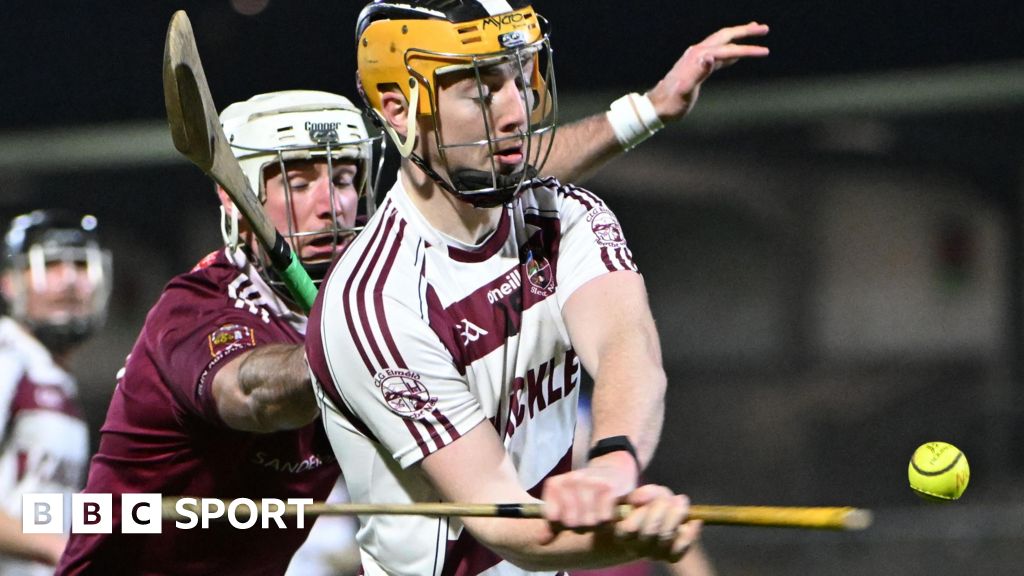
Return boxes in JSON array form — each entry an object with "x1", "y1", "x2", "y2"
[{"x1": 23, "y1": 493, "x2": 314, "y2": 534}]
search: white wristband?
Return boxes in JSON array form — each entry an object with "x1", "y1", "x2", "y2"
[{"x1": 605, "y1": 92, "x2": 665, "y2": 151}]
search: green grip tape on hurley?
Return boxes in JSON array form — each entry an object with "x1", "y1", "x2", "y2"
[
  {"x1": 281, "y1": 254, "x2": 318, "y2": 313},
  {"x1": 265, "y1": 232, "x2": 317, "y2": 313}
]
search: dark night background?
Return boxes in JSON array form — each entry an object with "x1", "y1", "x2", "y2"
[{"x1": 1, "y1": 1, "x2": 1022, "y2": 129}]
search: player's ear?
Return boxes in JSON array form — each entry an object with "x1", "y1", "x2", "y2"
[{"x1": 379, "y1": 83, "x2": 410, "y2": 138}]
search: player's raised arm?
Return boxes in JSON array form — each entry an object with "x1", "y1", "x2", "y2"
[{"x1": 541, "y1": 22, "x2": 770, "y2": 183}]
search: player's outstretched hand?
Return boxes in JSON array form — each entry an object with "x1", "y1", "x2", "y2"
[
  {"x1": 614, "y1": 484, "x2": 702, "y2": 563},
  {"x1": 648, "y1": 21, "x2": 770, "y2": 123}
]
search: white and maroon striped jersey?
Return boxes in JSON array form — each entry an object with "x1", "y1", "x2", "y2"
[
  {"x1": 307, "y1": 175, "x2": 638, "y2": 576},
  {"x1": 0, "y1": 317, "x2": 88, "y2": 576}
]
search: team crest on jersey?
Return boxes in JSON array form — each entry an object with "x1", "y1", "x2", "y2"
[
  {"x1": 374, "y1": 369, "x2": 437, "y2": 420},
  {"x1": 524, "y1": 250, "x2": 553, "y2": 295},
  {"x1": 207, "y1": 324, "x2": 256, "y2": 357},
  {"x1": 586, "y1": 208, "x2": 626, "y2": 247}
]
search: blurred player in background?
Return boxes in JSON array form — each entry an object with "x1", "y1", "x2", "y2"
[
  {"x1": 0, "y1": 210, "x2": 111, "y2": 575},
  {"x1": 306, "y1": 1, "x2": 768, "y2": 574}
]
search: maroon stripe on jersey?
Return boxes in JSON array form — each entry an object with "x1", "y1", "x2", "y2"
[
  {"x1": 404, "y1": 419, "x2": 431, "y2": 459},
  {"x1": 617, "y1": 247, "x2": 632, "y2": 270},
  {"x1": 428, "y1": 261, "x2": 558, "y2": 369},
  {"x1": 623, "y1": 247, "x2": 638, "y2": 271},
  {"x1": 560, "y1": 185, "x2": 598, "y2": 211},
  {"x1": 575, "y1": 186, "x2": 607, "y2": 210},
  {"x1": 424, "y1": 213, "x2": 566, "y2": 369},
  {"x1": 431, "y1": 408, "x2": 461, "y2": 443},
  {"x1": 306, "y1": 307, "x2": 378, "y2": 441},
  {"x1": 447, "y1": 206, "x2": 511, "y2": 263},
  {"x1": 421, "y1": 417, "x2": 447, "y2": 452},
  {"x1": 304, "y1": 238, "x2": 378, "y2": 441},
  {"x1": 373, "y1": 219, "x2": 409, "y2": 367},
  {"x1": 354, "y1": 216, "x2": 400, "y2": 368},
  {"x1": 16, "y1": 450, "x2": 28, "y2": 481},
  {"x1": 600, "y1": 247, "x2": 617, "y2": 272},
  {"x1": 344, "y1": 208, "x2": 400, "y2": 374},
  {"x1": 426, "y1": 285, "x2": 465, "y2": 373},
  {"x1": 341, "y1": 209, "x2": 391, "y2": 374},
  {"x1": 609, "y1": 246, "x2": 637, "y2": 272},
  {"x1": 10, "y1": 375, "x2": 82, "y2": 420}
]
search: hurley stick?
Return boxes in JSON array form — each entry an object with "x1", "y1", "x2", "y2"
[
  {"x1": 162, "y1": 10, "x2": 317, "y2": 311},
  {"x1": 161, "y1": 498, "x2": 873, "y2": 531}
]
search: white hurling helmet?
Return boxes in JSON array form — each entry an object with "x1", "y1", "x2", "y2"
[{"x1": 218, "y1": 90, "x2": 378, "y2": 291}]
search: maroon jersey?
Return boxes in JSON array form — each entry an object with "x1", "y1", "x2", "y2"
[{"x1": 57, "y1": 248, "x2": 339, "y2": 576}]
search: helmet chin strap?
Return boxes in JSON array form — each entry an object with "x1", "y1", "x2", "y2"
[
  {"x1": 220, "y1": 204, "x2": 240, "y2": 249},
  {"x1": 407, "y1": 153, "x2": 538, "y2": 209},
  {"x1": 449, "y1": 165, "x2": 539, "y2": 208}
]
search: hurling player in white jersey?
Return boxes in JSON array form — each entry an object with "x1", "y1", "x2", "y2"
[
  {"x1": 0, "y1": 210, "x2": 111, "y2": 575},
  {"x1": 307, "y1": 2, "x2": 769, "y2": 575}
]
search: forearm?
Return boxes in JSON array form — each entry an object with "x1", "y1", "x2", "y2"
[
  {"x1": 215, "y1": 344, "x2": 318, "y2": 432},
  {"x1": 588, "y1": 334, "x2": 666, "y2": 467},
  {"x1": 472, "y1": 516, "x2": 643, "y2": 571},
  {"x1": 423, "y1": 416, "x2": 689, "y2": 571},
  {"x1": 583, "y1": 284, "x2": 667, "y2": 467},
  {"x1": 237, "y1": 344, "x2": 318, "y2": 429},
  {"x1": 564, "y1": 274, "x2": 667, "y2": 471},
  {"x1": 471, "y1": 485, "x2": 691, "y2": 571},
  {"x1": 539, "y1": 113, "x2": 621, "y2": 184},
  {"x1": 422, "y1": 425, "x2": 641, "y2": 569},
  {"x1": 0, "y1": 511, "x2": 65, "y2": 565}
]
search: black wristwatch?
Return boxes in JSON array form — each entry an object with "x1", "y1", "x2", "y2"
[{"x1": 587, "y1": 435, "x2": 641, "y2": 477}]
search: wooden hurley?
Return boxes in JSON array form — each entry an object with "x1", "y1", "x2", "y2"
[
  {"x1": 161, "y1": 498, "x2": 872, "y2": 531},
  {"x1": 162, "y1": 10, "x2": 317, "y2": 310}
]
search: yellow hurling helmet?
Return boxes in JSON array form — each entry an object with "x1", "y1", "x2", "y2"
[{"x1": 356, "y1": 1, "x2": 558, "y2": 207}]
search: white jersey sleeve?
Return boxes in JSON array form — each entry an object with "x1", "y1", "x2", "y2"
[
  {"x1": 551, "y1": 183, "x2": 639, "y2": 307},
  {"x1": 335, "y1": 295, "x2": 486, "y2": 469}
]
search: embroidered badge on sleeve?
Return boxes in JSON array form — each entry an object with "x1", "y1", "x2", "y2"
[{"x1": 207, "y1": 324, "x2": 256, "y2": 357}]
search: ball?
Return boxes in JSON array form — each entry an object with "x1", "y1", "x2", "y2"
[{"x1": 907, "y1": 441, "x2": 970, "y2": 501}]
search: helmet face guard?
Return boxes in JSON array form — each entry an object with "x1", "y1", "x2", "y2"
[
  {"x1": 3, "y1": 211, "x2": 112, "y2": 353},
  {"x1": 358, "y1": 4, "x2": 558, "y2": 207},
  {"x1": 220, "y1": 91, "x2": 383, "y2": 294}
]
